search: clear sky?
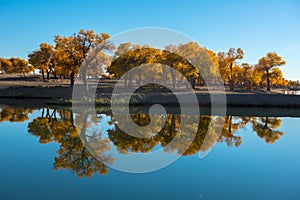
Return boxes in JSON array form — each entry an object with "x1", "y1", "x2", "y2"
[{"x1": 0, "y1": 0, "x2": 299, "y2": 80}]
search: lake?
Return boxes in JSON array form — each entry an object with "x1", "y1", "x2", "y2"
[{"x1": 0, "y1": 105, "x2": 300, "y2": 200}]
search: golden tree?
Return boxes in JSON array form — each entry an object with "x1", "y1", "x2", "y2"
[
  {"x1": 108, "y1": 43, "x2": 217, "y2": 89},
  {"x1": 218, "y1": 48, "x2": 244, "y2": 90},
  {"x1": 257, "y1": 52, "x2": 286, "y2": 92},
  {"x1": 28, "y1": 43, "x2": 55, "y2": 80},
  {"x1": 54, "y1": 29, "x2": 112, "y2": 90},
  {"x1": 0, "y1": 57, "x2": 32, "y2": 75},
  {"x1": 0, "y1": 58, "x2": 12, "y2": 74}
]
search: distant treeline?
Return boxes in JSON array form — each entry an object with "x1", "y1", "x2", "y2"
[{"x1": 0, "y1": 29, "x2": 298, "y2": 92}]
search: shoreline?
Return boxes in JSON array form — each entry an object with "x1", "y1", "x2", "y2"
[
  {"x1": 1, "y1": 85, "x2": 300, "y2": 108},
  {"x1": 0, "y1": 75, "x2": 299, "y2": 109},
  {"x1": 1, "y1": 99, "x2": 300, "y2": 117}
]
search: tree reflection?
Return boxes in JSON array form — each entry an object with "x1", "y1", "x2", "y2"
[
  {"x1": 252, "y1": 117, "x2": 284, "y2": 144},
  {"x1": 0, "y1": 105, "x2": 285, "y2": 177},
  {"x1": 107, "y1": 113, "x2": 162, "y2": 153},
  {"x1": 182, "y1": 116, "x2": 218, "y2": 155},
  {"x1": 218, "y1": 116, "x2": 243, "y2": 147},
  {"x1": 28, "y1": 108, "x2": 113, "y2": 178},
  {"x1": 0, "y1": 106, "x2": 33, "y2": 122},
  {"x1": 107, "y1": 114, "x2": 284, "y2": 155}
]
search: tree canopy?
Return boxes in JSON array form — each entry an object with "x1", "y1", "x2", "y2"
[{"x1": 0, "y1": 28, "x2": 293, "y2": 91}]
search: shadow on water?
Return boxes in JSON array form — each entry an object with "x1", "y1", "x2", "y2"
[{"x1": 0, "y1": 104, "x2": 288, "y2": 178}]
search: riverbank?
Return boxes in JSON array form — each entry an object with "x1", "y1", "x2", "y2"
[{"x1": 1, "y1": 75, "x2": 300, "y2": 108}]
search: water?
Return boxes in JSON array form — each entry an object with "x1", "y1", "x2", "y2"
[{"x1": 0, "y1": 105, "x2": 300, "y2": 199}]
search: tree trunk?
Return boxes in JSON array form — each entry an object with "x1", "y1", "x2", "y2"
[
  {"x1": 70, "y1": 70, "x2": 75, "y2": 87},
  {"x1": 53, "y1": 71, "x2": 57, "y2": 79},
  {"x1": 70, "y1": 109, "x2": 74, "y2": 125},
  {"x1": 189, "y1": 75, "x2": 196, "y2": 89},
  {"x1": 229, "y1": 80, "x2": 235, "y2": 91},
  {"x1": 248, "y1": 80, "x2": 252, "y2": 90},
  {"x1": 197, "y1": 75, "x2": 202, "y2": 86},
  {"x1": 266, "y1": 69, "x2": 270, "y2": 92},
  {"x1": 170, "y1": 114, "x2": 176, "y2": 136},
  {"x1": 41, "y1": 69, "x2": 45, "y2": 80},
  {"x1": 41, "y1": 108, "x2": 45, "y2": 118},
  {"x1": 47, "y1": 71, "x2": 50, "y2": 80},
  {"x1": 229, "y1": 63, "x2": 234, "y2": 91},
  {"x1": 264, "y1": 117, "x2": 269, "y2": 128}
]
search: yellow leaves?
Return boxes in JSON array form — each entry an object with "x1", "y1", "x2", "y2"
[
  {"x1": 26, "y1": 108, "x2": 114, "y2": 178},
  {"x1": 53, "y1": 29, "x2": 112, "y2": 86},
  {"x1": 0, "y1": 106, "x2": 33, "y2": 123},
  {"x1": 217, "y1": 49, "x2": 288, "y2": 90},
  {"x1": 257, "y1": 52, "x2": 286, "y2": 91},
  {"x1": 0, "y1": 57, "x2": 31, "y2": 74},
  {"x1": 252, "y1": 117, "x2": 284, "y2": 144},
  {"x1": 217, "y1": 47, "x2": 244, "y2": 84},
  {"x1": 0, "y1": 58, "x2": 12, "y2": 73},
  {"x1": 258, "y1": 52, "x2": 286, "y2": 71},
  {"x1": 100, "y1": 32, "x2": 110, "y2": 40}
]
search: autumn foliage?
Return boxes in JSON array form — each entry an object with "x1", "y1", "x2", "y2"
[{"x1": 0, "y1": 29, "x2": 293, "y2": 92}]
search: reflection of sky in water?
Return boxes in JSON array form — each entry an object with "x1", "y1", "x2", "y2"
[{"x1": 0, "y1": 108, "x2": 300, "y2": 199}]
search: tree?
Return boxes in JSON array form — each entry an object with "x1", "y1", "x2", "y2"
[
  {"x1": 28, "y1": 43, "x2": 55, "y2": 80},
  {"x1": 258, "y1": 52, "x2": 286, "y2": 92},
  {"x1": 54, "y1": 29, "x2": 112, "y2": 89},
  {"x1": 250, "y1": 65, "x2": 264, "y2": 89},
  {"x1": 10, "y1": 57, "x2": 32, "y2": 74},
  {"x1": 0, "y1": 57, "x2": 32, "y2": 74},
  {"x1": 0, "y1": 58, "x2": 12, "y2": 74},
  {"x1": 174, "y1": 42, "x2": 220, "y2": 88},
  {"x1": 108, "y1": 43, "x2": 217, "y2": 89},
  {"x1": 239, "y1": 63, "x2": 253, "y2": 89},
  {"x1": 218, "y1": 48, "x2": 244, "y2": 90}
]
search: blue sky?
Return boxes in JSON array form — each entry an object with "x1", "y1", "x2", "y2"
[{"x1": 0, "y1": 0, "x2": 299, "y2": 80}]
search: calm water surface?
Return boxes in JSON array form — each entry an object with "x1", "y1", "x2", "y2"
[{"x1": 0, "y1": 105, "x2": 299, "y2": 200}]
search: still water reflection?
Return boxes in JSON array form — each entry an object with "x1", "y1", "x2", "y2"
[
  {"x1": 0, "y1": 105, "x2": 299, "y2": 199},
  {"x1": 0, "y1": 105, "x2": 285, "y2": 177}
]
